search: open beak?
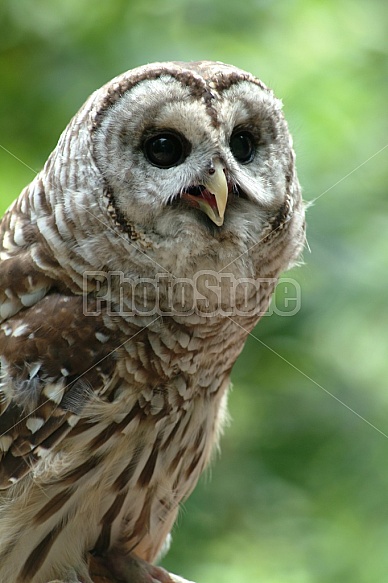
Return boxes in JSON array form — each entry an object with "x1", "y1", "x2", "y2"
[{"x1": 181, "y1": 160, "x2": 228, "y2": 226}]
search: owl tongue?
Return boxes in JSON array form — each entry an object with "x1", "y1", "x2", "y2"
[
  {"x1": 183, "y1": 186, "x2": 217, "y2": 209},
  {"x1": 182, "y1": 186, "x2": 224, "y2": 226},
  {"x1": 199, "y1": 187, "x2": 218, "y2": 210},
  {"x1": 181, "y1": 161, "x2": 228, "y2": 226}
]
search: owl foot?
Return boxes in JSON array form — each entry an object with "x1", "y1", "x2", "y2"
[{"x1": 88, "y1": 551, "x2": 195, "y2": 583}]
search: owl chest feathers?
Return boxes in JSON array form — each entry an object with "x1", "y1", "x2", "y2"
[
  {"x1": 0, "y1": 303, "x2": 246, "y2": 580},
  {"x1": 58, "y1": 360, "x2": 230, "y2": 560},
  {"x1": 0, "y1": 407, "x2": 219, "y2": 582}
]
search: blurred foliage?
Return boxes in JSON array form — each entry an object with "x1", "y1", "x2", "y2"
[{"x1": 0, "y1": 1, "x2": 387, "y2": 581}]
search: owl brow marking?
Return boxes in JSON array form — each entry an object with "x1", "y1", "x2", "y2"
[
  {"x1": 91, "y1": 65, "x2": 218, "y2": 129},
  {"x1": 228, "y1": 316, "x2": 388, "y2": 441},
  {"x1": 0, "y1": 317, "x2": 162, "y2": 442}
]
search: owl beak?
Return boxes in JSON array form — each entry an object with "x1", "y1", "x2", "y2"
[
  {"x1": 182, "y1": 161, "x2": 229, "y2": 226},
  {"x1": 201, "y1": 161, "x2": 228, "y2": 226}
]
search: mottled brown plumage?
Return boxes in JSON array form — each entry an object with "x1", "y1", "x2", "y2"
[{"x1": 0, "y1": 61, "x2": 305, "y2": 583}]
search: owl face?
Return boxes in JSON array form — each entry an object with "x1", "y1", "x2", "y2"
[{"x1": 92, "y1": 62, "x2": 296, "y2": 243}]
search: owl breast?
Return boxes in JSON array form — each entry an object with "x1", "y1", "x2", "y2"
[{"x1": 13, "y1": 312, "x2": 252, "y2": 578}]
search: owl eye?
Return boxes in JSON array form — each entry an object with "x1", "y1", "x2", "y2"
[
  {"x1": 143, "y1": 132, "x2": 188, "y2": 168},
  {"x1": 230, "y1": 130, "x2": 256, "y2": 164}
]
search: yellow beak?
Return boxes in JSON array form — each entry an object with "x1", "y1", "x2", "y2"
[
  {"x1": 200, "y1": 161, "x2": 228, "y2": 226},
  {"x1": 181, "y1": 160, "x2": 229, "y2": 226}
]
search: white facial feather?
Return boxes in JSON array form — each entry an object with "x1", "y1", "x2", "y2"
[{"x1": 93, "y1": 71, "x2": 295, "y2": 232}]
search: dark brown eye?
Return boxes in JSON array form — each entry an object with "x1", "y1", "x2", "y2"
[
  {"x1": 230, "y1": 130, "x2": 256, "y2": 164},
  {"x1": 143, "y1": 132, "x2": 187, "y2": 168}
]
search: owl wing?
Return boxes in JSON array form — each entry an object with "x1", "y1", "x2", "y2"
[
  {"x1": 0, "y1": 291, "x2": 118, "y2": 489},
  {"x1": 0, "y1": 193, "x2": 116, "y2": 490}
]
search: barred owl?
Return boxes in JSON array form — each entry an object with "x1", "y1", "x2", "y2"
[{"x1": 0, "y1": 61, "x2": 305, "y2": 583}]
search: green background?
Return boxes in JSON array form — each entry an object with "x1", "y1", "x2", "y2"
[{"x1": 0, "y1": 1, "x2": 387, "y2": 581}]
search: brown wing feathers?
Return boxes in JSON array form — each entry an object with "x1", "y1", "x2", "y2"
[{"x1": 0, "y1": 293, "x2": 116, "y2": 489}]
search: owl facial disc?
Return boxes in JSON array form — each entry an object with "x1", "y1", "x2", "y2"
[{"x1": 182, "y1": 160, "x2": 228, "y2": 226}]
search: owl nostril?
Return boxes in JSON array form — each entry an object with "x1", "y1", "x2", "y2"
[{"x1": 208, "y1": 162, "x2": 226, "y2": 176}]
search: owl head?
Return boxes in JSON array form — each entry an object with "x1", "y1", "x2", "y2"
[{"x1": 42, "y1": 61, "x2": 304, "y2": 280}]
